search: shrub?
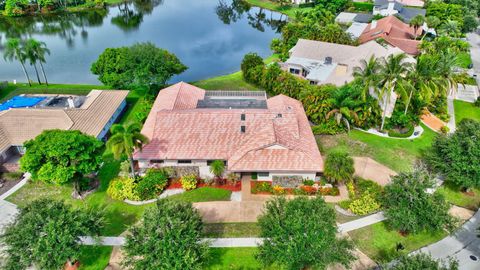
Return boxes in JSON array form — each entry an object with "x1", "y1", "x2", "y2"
[
  {"x1": 440, "y1": 125, "x2": 450, "y2": 134},
  {"x1": 2, "y1": 171, "x2": 23, "y2": 181},
  {"x1": 107, "y1": 177, "x2": 139, "y2": 201},
  {"x1": 474, "y1": 97, "x2": 480, "y2": 107},
  {"x1": 303, "y1": 179, "x2": 315, "y2": 186},
  {"x1": 318, "y1": 186, "x2": 340, "y2": 196},
  {"x1": 346, "y1": 181, "x2": 355, "y2": 198},
  {"x1": 388, "y1": 124, "x2": 414, "y2": 138},
  {"x1": 241, "y1": 53, "x2": 265, "y2": 83},
  {"x1": 180, "y1": 174, "x2": 198, "y2": 191},
  {"x1": 252, "y1": 181, "x2": 273, "y2": 194},
  {"x1": 338, "y1": 200, "x2": 351, "y2": 210},
  {"x1": 226, "y1": 172, "x2": 240, "y2": 183},
  {"x1": 273, "y1": 185, "x2": 286, "y2": 195},
  {"x1": 251, "y1": 172, "x2": 258, "y2": 180},
  {"x1": 355, "y1": 178, "x2": 383, "y2": 200},
  {"x1": 348, "y1": 192, "x2": 381, "y2": 215},
  {"x1": 324, "y1": 151, "x2": 355, "y2": 184},
  {"x1": 301, "y1": 185, "x2": 317, "y2": 195},
  {"x1": 312, "y1": 121, "x2": 345, "y2": 135},
  {"x1": 136, "y1": 169, "x2": 168, "y2": 200},
  {"x1": 352, "y1": 2, "x2": 373, "y2": 12}
]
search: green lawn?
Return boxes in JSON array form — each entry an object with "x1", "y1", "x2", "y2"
[
  {"x1": 192, "y1": 71, "x2": 261, "y2": 91},
  {"x1": 318, "y1": 124, "x2": 437, "y2": 172},
  {"x1": 457, "y1": 52, "x2": 473, "y2": 69},
  {"x1": 0, "y1": 83, "x2": 111, "y2": 102},
  {"x1": 167, "y1": 187, "x2": 232, "y2": 203},
  {"x1": 437, "y1": 183, "x2": 480, "y2": 210},
  {"x1": 204, "y1": 223, "x2": 261, "y2": 238},
  {"x1": 78, "y1": 246, "x2": 113, "y2": 270},
  {"x1": 205, "y1": 248, "x2": 274, "y2": 270},
  {"x1": 348, "y1": 221, "x2": 448, "y2": 263},
  {"x1": 245, "y1": 0, "x2": 312, "y2": 18},
  {"x1": 454, "y1": 100, "x2": 480, "y2": 124}
]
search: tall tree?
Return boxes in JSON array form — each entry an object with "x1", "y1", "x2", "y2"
[
  {"x1": 323, "y1": 150, "x2": 355, "y2": 184},
  {"x1": 353, "y1": 55, "x2": 381, "y2": 101},
  {"x1": 409, "y1": 14, "x2": 425, "y2": 39},
  {"x1": 385, "y1": 253, "x2": 458, "y2": 270},
  {"x1": 25, "y1": 38, "x2": 50, "y2": 86},
  {"x1": 382, "y1": 165, "x2": 454, "y2": 234},
  {"x1": 326, "y1": 86, "x2": 362, "y2": 132},
  {"x1": 257, "y1": 196, "x2": 355, "y2": 269},
  {"x1": 122, "y1": 199, "x2": 208, "y2": 270},
  {"x1": 106, "y1": 123, "x2": 149, "y2": 177},
  {"x1": 24, "y1": 39, "x2": 42, "y2": 84},
  {"x1": 3, "y1": 38, "x2": 31, "y2": 86},
  {"x1": 378, "y1": 54, "x2": 412, "y2": 130},
  {"x1": 0, "y1": 199, "x2": 103, "y2": 270}
]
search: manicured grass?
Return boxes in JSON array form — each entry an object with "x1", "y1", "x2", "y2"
[
  {"x1": 318, "y1": 124, "x2": 437, "y2": 172},
  {"x1": 6, "y1": 158, "x2": 151, "y2": 236},
  {"x1": 348, "y1": 221, "x2": 448, "y2": 263},
  {"x1": 167, "y1": 187, "x2": 232, "y2": 203},
  {"x1": 78, "y1": 246, "x2": 113, "y2": 270},
  {"x1": 203, "y1": 223, "x2": 261, "y2": 238},
  {"x1": 205, "y1": 248, "x2": 274, "y2": 270},
  {"x1": 437, "y1": 183, "x2": 480, "y2": 210},
  {"x1": 192, "y1": 71, "x2": 261, "y2": 91},
  {"x1": 457, "y1": 52, "x2": 473, "y2": 69},
  {"x1": 0, "y1": 83, "x2": 111, "y2": 102},
  {"x1": 245, "y1": 0, "x2": 312, "y2": 18},
  {"x1": 454, "y1": 100, "x2": 480, "y2": 124}
]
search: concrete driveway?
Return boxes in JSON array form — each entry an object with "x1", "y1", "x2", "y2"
[{"x1": 467, "y1": 31, "x2": 480, "y2": 84}]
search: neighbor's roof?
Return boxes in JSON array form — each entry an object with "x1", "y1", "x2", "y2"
[
  {"x1": 359, "y1": 16, "x2": 422, "y2": 55},
  {"x1": 134, "y1": 82, "x2": 323, "y2": 172},
  {"x1": 0, "y1": 90, "x2": 128, "y2": 152},
  {"x1": 287, "y1": 39, "x2": 408, "y2": 85}
]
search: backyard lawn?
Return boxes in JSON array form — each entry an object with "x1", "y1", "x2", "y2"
[
  {"x1": 348, "y1": 221, "x2": 448, "y2": 263},
  {"x1": 454, "y1": 100, "x2": 480, "y2": 124},
  {"x1": 167, "y1": 187, "x2": 232, "y2": 203},
  {"x1": 205, "y1": 248, "x2": 275, "y2": 270},
  {"x1": 245, "y1": 0, "x2": 312, "y2": 18},
  {"x1": 0, "y1": 83, "x2": 111, "y2": 102},
  {"x1": 318, "y1": 124, "x2": 437, "y2": 172},
  {"x1": 192, "y1": 71, "x2": 260, "y2": 91},
  {"x1": 437, "y1": 183, "x2": 480, "y2": 210}
]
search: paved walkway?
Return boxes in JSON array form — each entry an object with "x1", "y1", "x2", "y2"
[
  {"x1": 338, "y1": 212, "x2": 386, "y2": 233},
  {"x1": 0, "y1": 173, "x2": 29, "y2": 201},
  {"x1": 421, "y1": 110, "x2": 446, "y2": 132},
  {"x1": 353, "y1": 157, "x2": 397, "y2": 186},
  {"x1": 412, "y1": 209, "x2": 480, "y2": 270},
  {"x1": 80, "y1": 236, "x2": 263, "y2": 247}
]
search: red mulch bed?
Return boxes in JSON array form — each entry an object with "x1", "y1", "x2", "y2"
[{"x1": 166, "y1": 180, "x2": 241, "y2": 192}]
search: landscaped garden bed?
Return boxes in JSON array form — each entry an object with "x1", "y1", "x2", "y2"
[
  {"x1": 0, "y1": 171, "x2": 23, "y2": 196},
  {"x1": 250, "y1": 180, "x2": 340, "y2": 196},
  {"x1": 166, "y1": 179, "x2": 241, "y2": 192},
  {"x1": 337, "y1": 178, "x2": 383, "y2": 216}
]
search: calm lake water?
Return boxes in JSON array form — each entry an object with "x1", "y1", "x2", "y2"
[{"x1": 0, "y1": 0, "x2": 285, "y2": 84}]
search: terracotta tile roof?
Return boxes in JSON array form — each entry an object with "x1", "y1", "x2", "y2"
[
  {"x1": 359, "y1": 16, "x2": 422, "y2": 55},
  {"x1": 135, "y1": 83, "x2": 323, "y2": 172},
  {"x1": 0, "y1": 90, "x2": 128, "y2": 153}
]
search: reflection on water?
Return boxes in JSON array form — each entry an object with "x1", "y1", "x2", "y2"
[{"x1": 0, "y1": 0, "x2": 285, "y2": 84}]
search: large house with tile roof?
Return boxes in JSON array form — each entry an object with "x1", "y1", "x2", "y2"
[
  {"x1": 359, "y1": 15, "x2": 422, "y2": 55},
  {"x1": 0, "y1": 90, "x2": 128, "y2": 171},
  {"x1": 133, "y1": 82, "x2": 323, "y2": 181}
]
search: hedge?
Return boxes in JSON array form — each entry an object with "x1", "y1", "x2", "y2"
[
  {"x1": 387, "y1": 124, "x2": 414, "y2": 138},
  {"x1": 352, "y1": 2, "x2": 374, "y2": 12}
]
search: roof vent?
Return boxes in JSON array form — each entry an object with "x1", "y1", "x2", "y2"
[
  {"x1": 240, "y1": 125, "x2": 246, "y2": 133},
  {"x1": 241, "y1": 113, "x2": 245, "y2": 121},
  {"x1": 277, "y1": 113, "x2": 283, "y2": 118},
  {"x1": 324, "y1": 57, "x2": 332, "y2": 65}
]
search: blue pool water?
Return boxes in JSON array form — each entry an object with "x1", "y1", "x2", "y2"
[{"x1": 0, "y1": 96, "x2": 46, "y2": 111}]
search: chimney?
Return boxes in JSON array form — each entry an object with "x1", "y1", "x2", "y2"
[{"x1": 67, "y1": 96, "x2": 75, "y2": 108}]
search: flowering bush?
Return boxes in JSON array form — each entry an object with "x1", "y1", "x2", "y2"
[
  {"x1": 180, "y1": 174, "x2": 198, "y2": 191},
  {"x1": 251, "y1": 181, "x2": 273, "y2": 194},
  {"x1": 301, "y1": 185, "x2": 317, "y2": 195},
  {"x1": 107, "y1": 177, "x2": 139, "y2": 201},
  {"x1": 135, "y1": 169, "x2": 168, "y2": 200},
  {"x1": 318, "y1": 187, "x2": 340, "y2": 196},
  {"x1": 273, "y1": 185, "x2": 286, "y2": 195}
]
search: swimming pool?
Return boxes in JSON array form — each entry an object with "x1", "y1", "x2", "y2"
[{"x1": 0, "y1": 96, "x2": 46, "y2": 111}]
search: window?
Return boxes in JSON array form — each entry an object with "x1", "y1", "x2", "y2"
[
  {"x1": 241, "y1": 125, "x2": 246, "y2": 133},
  {"x1": 310, "y1": 81, "x2": 316, "y2": 85},
  {"x1": 178, "y1": 160, "x2": 192, "y2": 164},
  {"x1": 151, "y1": 160, "x2": 164, "y2": 164},
  {"x1": 257, "y1": 172, "x2": 269, "y2": 178},
  {"x1": 289, "y1": 68, "x2": 300, "y2": 75},
  {"x1": 302, "y1": 70, "x2": 308, "y2": 77},
  {"x1": 241, "y1": 113, "x2": 245, "y2": 121}
]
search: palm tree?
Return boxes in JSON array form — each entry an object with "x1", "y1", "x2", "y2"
[
  {"x1": 326, "y1": 87, "x2": 363, "y2": 132},
  {"x1": 25, "y1": 39, "x2": 50, "y2": 86},
  {"x1": 409, "y1": 15, "x2": 425, "y2": 39},
  {"x1": 24, "y1": 40, "x2": 42, "y2": 85},
  {"x1": 426, "y1": 16, "x2": 441, "y2": 31},
  {"x1": 436, "y1": 50, "x2": 468, "y2": 97},
  {"x1": 3, "y1": 38, "x2": 31, "y2": 86},
  {"x1": 106, "y1": 123, "x2": 149, "y2": 177},
  {"x1": 378, "y1": 54, "x2": 412, "y2": 130},
  {"x1": 439, "y1": 20, "x2": 460, "y2": 37},
  {"x1": 353, "y1": 55, "x2": 382, "y2": 101}
]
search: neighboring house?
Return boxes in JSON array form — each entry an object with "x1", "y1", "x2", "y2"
[
  {"x1": 0, "y1": 90, "x2": 128, "y2": 171},
  {"x1": 373, "y1": 0, "x2": 426, "y2": 23},
  {"x1": 335, "y1": 12, "x2": 373, "y2": 38},
  {"x1": 359, "y1": 16, "x2": 422, "y2": 55},
  {"x1": 291, "y1": 0, "x2": 314, "y2": 4},
  {"x1": 283, "y1": 38, "x2": 409, "y2": 86},
  {"x1": 133, "y1": 82, "x2": 323, "y2": 181}
]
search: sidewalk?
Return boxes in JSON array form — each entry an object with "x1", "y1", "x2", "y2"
[{"x1": 338, "y1": 212, "x2": 386, "y2": 233}]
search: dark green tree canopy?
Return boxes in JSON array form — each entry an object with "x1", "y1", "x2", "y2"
[
  {"x1": 324, "y1": 150, "x2": 355, "y2": 183},
  {"x1": 382, "y1": 166, "x2": 454, "y2": 233},
  {"x1": 386, "y1": 253, "x2": 458, "y2": 270},
  {"x1": 19, "y1": 129, "x2": 104, "y2": 185},
  {"x1": 424, "y1": 119, "x2": 480, "y2": 189},
  {"x1": 122, "y1": 199, "x2": 208, "y2": 270},
  {"x1": 91, "y1": 42, "x2": 187, "y2": 89},
  {"x1": 257, "y1": 196, "x2": 355, "y2": 270},
  {"x1": 0, "y1": 199, "x2": 103, "y2": 270}
]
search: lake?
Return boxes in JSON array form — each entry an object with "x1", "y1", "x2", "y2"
[{"x1": 0, "y1": 0, "x2": 285, "y2": 84}]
